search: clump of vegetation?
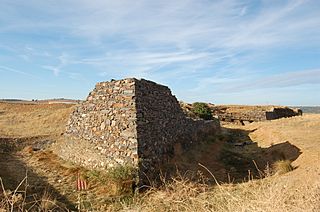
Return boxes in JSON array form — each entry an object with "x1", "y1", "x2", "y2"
[
  {"x1": 272, "y1": 160, "x2": 294, "y2": 174},
  {"x1": 107, "y1": 165, "x2": 137, "y2": 194},
  {"x1": 86, "y1": 165, "x2": 136, "y2": 183},
  {"x1": 192, "y1": 102, "x2": 213, "y2": 120},
  {"x1": 85, "y1": 165, "x2": 137, "y2": 196},
  {"x1": 107, "y1": 165, "x2": 137, "y2": 182}
]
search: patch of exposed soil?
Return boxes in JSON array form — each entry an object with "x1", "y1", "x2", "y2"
[
  {"x1": 0, "y1": 137, "x2": 77, "y2": 210},
  {"x1": 170, "y1": 126, "x2": 302, "y2": 184}
]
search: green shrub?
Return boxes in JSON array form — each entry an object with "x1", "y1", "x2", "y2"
[{"x1": 192, "y1": 102, "x2": 212, "y2": 120}]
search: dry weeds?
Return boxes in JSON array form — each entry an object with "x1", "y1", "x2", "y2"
[
  {"x1": 124, "y1": 175, "x2": 320, "y2": 212},
  {"x1": 0, "y1": 175, "x2": 65, "y2": 212},
  {"x1": 0, "y1": 102, "x2": 73, "y2": 138},
  {"x1": 272, "y1": 160, "x2": 294, "y2": 174},
  {"x1": 1, "y1": 102, "x2": 320, "y2": 211}
]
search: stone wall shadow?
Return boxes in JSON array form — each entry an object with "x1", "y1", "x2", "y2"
[
  {"x1": 168, "y1": 127, "x2": 302, "y2": 184},
  {"x1": 0, "y1": 138, "x2": 76, "y2": 211},
  {"x1": 218, "y1": 127, "x2": 302, "y2": 183}
]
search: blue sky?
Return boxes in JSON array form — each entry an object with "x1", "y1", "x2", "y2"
[{"x1": 1, "y1": 0, "x2": 320, "y2": 105}]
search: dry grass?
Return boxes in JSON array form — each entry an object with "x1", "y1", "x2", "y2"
[
  {"x1": 124, "y1": 175, "x2": 320, "y2": 212},
  {"x1": 0, "y1": 176, "x2": 64, "y2": 212},
  {"x1": 272, "y1": 160, "x2": 294, "y2": 175},
  {"x1": 0, "y1": 102, "x2": 74, "y2": 137},
  {"x1": 1, "y1": 103, "x2": 320, "y2": 211},
  {"x1": 38, "y1": 191, "x2": 59, "y2": 212},
  {"x1": 2, "y1": 174, "x2": 318, "y2": 212}
]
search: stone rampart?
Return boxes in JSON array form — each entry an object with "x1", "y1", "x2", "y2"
[
  {"x1": 59, "y1": 78, "x2": 220, "y2": 185},
  {"x1": 211, "y1": 105, "x2": 302, "y2": 124}
]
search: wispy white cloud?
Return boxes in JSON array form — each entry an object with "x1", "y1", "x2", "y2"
[
  {"x1": 224, "y1": 68, "x2": 320, "y2": 92},
  {"x1": 75, "y1": 50, "x2": 216, "y2": 78},
  {"x1": 186, "y1": 67, "x2": 320, "y2": 104},
  {"x1": 3, "y1": 0, "x2": 318, "y2": 49},
  {"x1": 42, "y1": 53, "x2": 70, "y2": 76},
  {"x1": 2, "y1": 1, "x2": 319, "y2": 60},
  {"x1": 0, "y1": 65, "x2": 40, "y2": 79},
  {"x1": 1, "y1": 0, "x2": 320, "y2": 103},
  {"x1": 42, "y1": 65, "x2": 61, "y2": 76}
]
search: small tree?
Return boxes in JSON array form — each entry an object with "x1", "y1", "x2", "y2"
[{"x1": 192, "y1": 102, "x2": 212, "y2": 120}]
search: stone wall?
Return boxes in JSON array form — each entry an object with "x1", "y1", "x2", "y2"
[
  {"x1": 210, "y1": 105, "x2": 302, "y2": 124},
  {"x1": 63, "y1": 78, "x2": 138, "y2": 168},
  {"x1": 266, "y1": 107, "x2": 302, "y2": 120},
  {"x1": 59, "y1": 78, "x2": 220, "y2": 185},
  {"x1": 135, "y1": 79, "x2": 219, "y2": 183}
]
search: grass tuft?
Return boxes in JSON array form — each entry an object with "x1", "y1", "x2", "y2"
[
  {"x1": 272, "y1": 160, "x2": 294, "y2": 175},
  {"x1": 39, "y1": 191, "x2": 58, "y2": 212}
]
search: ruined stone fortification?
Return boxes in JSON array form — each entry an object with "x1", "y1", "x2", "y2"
[
  {"x1": 59, "y1": 78, "x2": 219, "y2": 184},
  {"x1": 180, "y1": 103, "x2": 302, "y2": 125},
  {"x1": 211, "y1": 105, "x2": 302, "y2": 124}
]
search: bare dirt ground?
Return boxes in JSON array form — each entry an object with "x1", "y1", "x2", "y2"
[
  {"x1": 243, "y1": 114, "x2": 320, "y2": 189},
  {"x1": 0, "y1": 102, "x2": 319, "y2": 211}
]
